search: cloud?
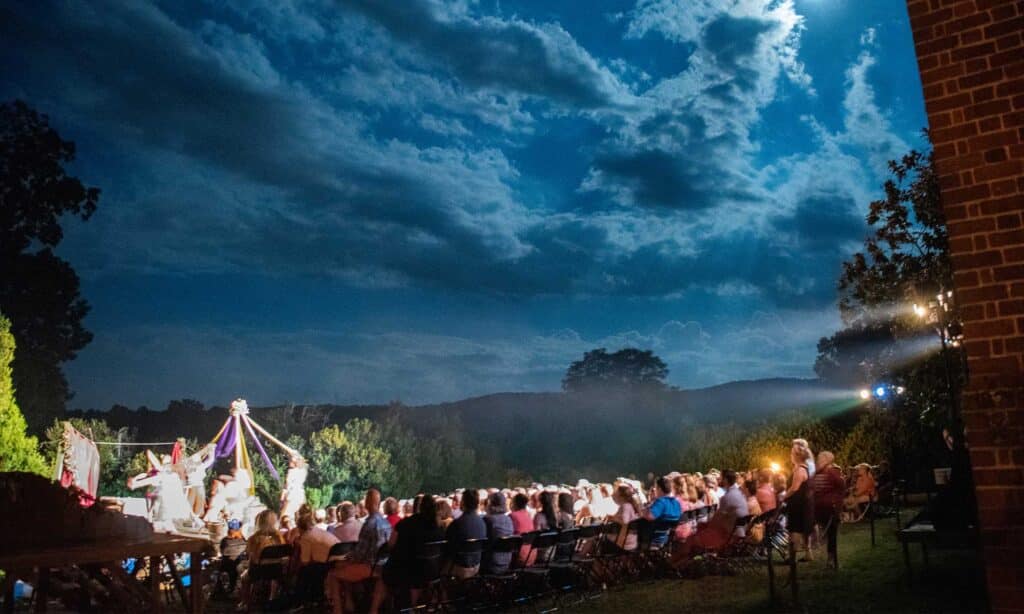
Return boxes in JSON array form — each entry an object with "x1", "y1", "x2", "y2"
[
  {"x1": 344, "y1": 0, "x2": 635, "y2": 110},
  {"x1": 1, "y1": 0, "x2": 910, "y2": 310}
]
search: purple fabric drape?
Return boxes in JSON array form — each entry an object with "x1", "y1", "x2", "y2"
[
  {"x1": 214, "y1": 417, "x2": 238, "y2": 459},
  {"x1": 243, "y1": 416, "x2": 280, "y2": 481}
]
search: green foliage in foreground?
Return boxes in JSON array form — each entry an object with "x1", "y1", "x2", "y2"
[
  {"x1": 0, "y1": 314, "x2": 47, "y2": 475},
  {"x1": 585, "y1": 513, "x2": 987, "y2": 614}
]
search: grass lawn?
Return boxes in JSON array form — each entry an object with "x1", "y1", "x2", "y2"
[{"x1": 578, "y1": 513, "x2": 988, "y2": 613}]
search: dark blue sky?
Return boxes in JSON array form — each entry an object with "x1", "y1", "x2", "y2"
[{"x1": 1, "y1": 0, "x2": 928, "y2": 409}]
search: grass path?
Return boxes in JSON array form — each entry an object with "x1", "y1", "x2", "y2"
[{"x1": 579, "y1": 515, "x2": 988, "y2": 613}]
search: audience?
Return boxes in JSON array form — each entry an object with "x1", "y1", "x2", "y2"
[
  {"x1": 216, "y1": 437, "x2": 894, "y2": 611},
  {"x1": 756, "y1": 469, "x2": 777, "y2": 512},
  {"x1": 812, "y1": 451, "x2": 846, "y2": 569},
  {"x1": 557, "y1": 492, "x2": 576, "y2": 529},
  {"x1": 533, "y1": 491, "x2": 560, "y2": 531},
  {"x1": 482, "y1": 492, "x2": 515, "y2": 574},
  {"x1": 605, "y1": 484, "x2": 641, "y2": 553},
  {"x1": 644, "y1": 477, "x2": 682, "y2": 547},
  {"x1": 296, "y1": 508, "x2": 340, "y2": 564},
  {"x1": 327, "y1": 488, "x2": 391, "y2": 614},
  {"x1": 373, "y1": 495, "x2": 445, "y2": 613},
  {"x1": 239, "y1": 509, "x2": 285, "y2": 610},
  {"x1": 331, "y1": 501, "x2": 361, "y2": 543},
  {"x1": 845, "y1": 463, "x2": 877, "y2": 511},
  {"x1": 384, "y1": 497, "x2": 402, "y2": 529},
  {"x1": 785, "y1": 443, "x2": 815, "y2": 562},
  {"x1": 509, "y1": 493, "x2": 533, "y2": 535},
  {"x1": 743, "y1": 480, "x2": 764, "y2": 542},
  {"x1": 445, "y1": 488, "x2": 487, "y2": 579}
]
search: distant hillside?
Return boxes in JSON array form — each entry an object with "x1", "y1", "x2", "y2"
[{"x1": 71, "y1": 377, "x2": 830, "y2": 444}]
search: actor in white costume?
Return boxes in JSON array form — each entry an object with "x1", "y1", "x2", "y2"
[
  {"x1": 182, "y1": 442, "x2": 216, "y2": 515},
  {"x1": 280, "y1": 453, "x2": 308, "y2": 521},
  {"x1": 127, "y1": 451, "x2": 195, "y2": 532}
]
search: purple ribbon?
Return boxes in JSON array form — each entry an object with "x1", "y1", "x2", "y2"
[
  {"x1": 242, "y1": 416, "x2": 280, "y2": 482},
  {"x1": 214, "y1": 418, "x2": 238, "y2": 459}
]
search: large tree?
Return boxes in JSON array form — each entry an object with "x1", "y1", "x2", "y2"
[
  {"x1": 562, "y1": 348, "x2": 669, "y2": 392},
  {"x1": 1, "y1": 100, "x2": 99, "y2": 432},
  {"x1": 816, "y1": 139, "x2": 963, "y2": 474}
]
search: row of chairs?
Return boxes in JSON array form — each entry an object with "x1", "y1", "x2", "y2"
[{"x1": 240, "y1": 503, "x2": 790, "y2": 612}]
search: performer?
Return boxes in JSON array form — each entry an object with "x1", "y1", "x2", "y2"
[
  {"x1": 204, "y1": 466, "x2": 254, "y2": 522},
  {"x1": 182, "y1": 442, "x2": 216, "y2": 515},
  {"x1": 128, "y1": 450, "x2": 194, "y2": 531},
  {"x1": 280, "y1": 453, "x2": 308, "y2": 520}
]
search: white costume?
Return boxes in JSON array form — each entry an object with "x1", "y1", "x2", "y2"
[
  {"x1": 280, "y1": 462, "x2": 308, "y2": 520},
  {"x1": 128, "y1": 452, "x2": 196, "y2": 532}
]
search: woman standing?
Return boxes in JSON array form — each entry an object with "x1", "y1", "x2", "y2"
[{"x1": 784, "y1": 445, "x2": 815, "y2": 562}]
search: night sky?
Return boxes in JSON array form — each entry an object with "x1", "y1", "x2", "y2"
[{"x1": 0, "y1": 0, "x2": 928, "y2": 409}]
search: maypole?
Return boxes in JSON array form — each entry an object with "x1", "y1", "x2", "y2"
[{"x1": 209, "y1": 398, "x2": 303, "y2": 496}]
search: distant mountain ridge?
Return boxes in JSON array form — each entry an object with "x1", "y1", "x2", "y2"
[{"x1": 70, "y1": 377, "x2": 829, "y2": 444}]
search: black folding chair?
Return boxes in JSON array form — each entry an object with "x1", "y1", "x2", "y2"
[
  {"x1": 475, "y1": 534, "x2": 523, "y2": 608},
  {"x1": 518, "y1": 532, "x2": 559, "y2": 606},
  {"x1": 401, "y1": 540, "x2": 447, "y2": 612},
  {"x1": 245, "y1": 543, "x2": 293, "y2": 612}
]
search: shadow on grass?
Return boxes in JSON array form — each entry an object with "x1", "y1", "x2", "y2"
[{"x1": 580, "y1": 513, "x2": 988, "y2": 613}]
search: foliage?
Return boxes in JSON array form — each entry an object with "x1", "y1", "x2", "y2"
[
  {"x1": 305, "y1": 419, "x2": 392, "y2": 505},
  {"x1": 837, "y1": 146, "x2": 949, "y2": 324},
  {"x1": 836, "y1": 409, "x2": 897, "y2": 468},
  {"x1": 816, "y1": 138, "x2": 963, "y2": 466},
  {"x1": 675, "y1": 412, "x2": 843, "y2": 473},
  {"x1": 1, "y1": 100, "x2": 99, "y2": 432},
  {"x1": 562, "y1": 348, "x2": 669, "y2": 392},
  {"x1": 0, "y1": 314, "x2": 47, "y2": 474}
]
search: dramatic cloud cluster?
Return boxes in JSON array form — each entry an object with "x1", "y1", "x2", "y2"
[{"x1": 0, "y1": 0, "x2": 925, "y2": 406}]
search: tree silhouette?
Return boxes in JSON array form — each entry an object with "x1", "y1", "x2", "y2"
[
  {"x1": 1, "y1": 100, "x2": 99, "y2": 432},
  {"x1": 817, "y1": 138, "x2": 964, "y2": 432},
  {"x1": 562, "y1": 348, "x2": 668, "y2": 392}
]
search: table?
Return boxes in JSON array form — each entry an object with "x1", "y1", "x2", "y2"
[{"x1": 0, "y1": 533, "x2": 212, "y2": 613}]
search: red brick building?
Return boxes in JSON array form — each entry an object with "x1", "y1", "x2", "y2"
[{"x1": 904, "y1": 1, "x2": 1024, "y2": 610}]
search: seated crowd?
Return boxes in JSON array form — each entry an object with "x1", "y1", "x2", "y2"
[{"x1": 220, "y1": 440, "x2": 891, "y2": 612}]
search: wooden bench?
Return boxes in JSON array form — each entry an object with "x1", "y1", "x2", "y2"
[{"x1": 896, "y1": 520, "x2": 977, "y2": 584}]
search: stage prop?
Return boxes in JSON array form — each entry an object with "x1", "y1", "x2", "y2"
[
  {"x1": 202, "y1": 399, "x2": 305, "y2": 529},
  {"x1": 53, "y1": 421, "x2": 101, "y2": 506}
]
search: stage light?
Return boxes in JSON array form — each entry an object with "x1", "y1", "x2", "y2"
[
  {"x1": 896, "y1": 386, "x2": 905, "y2": 395},
  {"x1": 770, "y1": 462, "x2": 781, "y2": 473},
  {"x1": 859, "y1": 389, "x2": 871, "y2": 400},
  {"x1": 913, "y1": 303, "x2": 927, "y2": 318},
  {"x1": 875, "y1": 386, "x2": 887, "y2": 398}
]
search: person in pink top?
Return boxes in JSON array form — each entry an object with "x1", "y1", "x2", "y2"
[
  {"x1": 672, "y1": 475, "x2": 696, "y2": 541},
  {"x1": 756, "y1": 469, "x2": 777, "y2": 512},
  {"x1": 509, "y1": 493, "x2": 533, "y2": 534}
]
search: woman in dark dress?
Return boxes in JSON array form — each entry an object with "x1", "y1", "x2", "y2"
[
  {"x1": 370, "y1": 496, "x2": 444, "y2": 613},
  {"x1": 784, "y1": 445, "x2": 814, "y2": 562}
]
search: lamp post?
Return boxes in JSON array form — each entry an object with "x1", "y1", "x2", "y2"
[{"x1": 913, "y1": 289, "x2": 965, "y2": 444}]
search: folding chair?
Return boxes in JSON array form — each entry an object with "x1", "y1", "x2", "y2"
[
  {"x1": 476, "y1": 535, "x2": 523, "y2": 609},
  {"x1": 245, "y1": 543, "x2": 293, "y2": 612},
  {"x1": 517, "y1": 532, "x2": 559, "y2": 607}
]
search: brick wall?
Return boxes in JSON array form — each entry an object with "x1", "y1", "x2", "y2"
[{"x1": 904, "y1": 1, "x2": 1024, "y2": 610}]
